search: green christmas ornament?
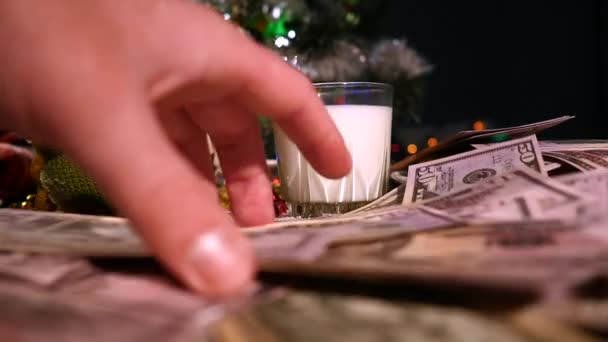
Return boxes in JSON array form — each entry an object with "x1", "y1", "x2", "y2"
[{"x1": 36, "y1": 148, "x2": 113, "y2": 215}]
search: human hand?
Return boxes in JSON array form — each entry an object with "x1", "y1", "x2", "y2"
[{"x1": 0, "y1": 0, "x2": 351, "y2": 297}]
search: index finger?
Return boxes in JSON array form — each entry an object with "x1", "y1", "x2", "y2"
[{"x1": 166, "y1": 2, "x2": 352, "y2": 179}]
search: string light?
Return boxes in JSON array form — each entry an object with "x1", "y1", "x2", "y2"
[
  {"x1": 473, "y1": 120, "x2": 486, "y2": 131},
  {"x1": 427, "y1": 137, "x2": 439, "y2": 147},
  {"x1": 407, "y1": 144, "x2": 418, "y2": 154}
]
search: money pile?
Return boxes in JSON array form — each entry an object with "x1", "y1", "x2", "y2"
[{"x1": 1, "y1": 115, "x2": 608, "y2": 341}]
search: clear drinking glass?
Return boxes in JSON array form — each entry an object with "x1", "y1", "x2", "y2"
[{"x1": 273, "y1": 82, "x2": 394, "y2": 217}]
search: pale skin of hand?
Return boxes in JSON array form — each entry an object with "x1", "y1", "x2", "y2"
[{"x1": 0, "y1": 0, "x2": 351, "y2": 297}]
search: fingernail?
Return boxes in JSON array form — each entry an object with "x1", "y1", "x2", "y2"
[{"x1": 186, "y1": 228, "x2": 255, "y2": 296}]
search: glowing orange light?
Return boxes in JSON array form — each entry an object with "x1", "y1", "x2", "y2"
[
  {"x1": 407, "y1": 144, "x2": 418, "y2": 154},
  {"x1": 473, "y1": 120, "x2": 486, "y2": 131},
  {"x1": 427, "y1": 137, "x2": 439, "y2": 147}
]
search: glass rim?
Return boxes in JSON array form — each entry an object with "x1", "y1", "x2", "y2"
[{"x1": 313, "y1": 81, "x2": 393, "y2": 91}]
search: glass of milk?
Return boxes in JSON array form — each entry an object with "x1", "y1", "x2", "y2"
[{"x1": 273, "y1": 82, "x2": 393, "y2": 217}]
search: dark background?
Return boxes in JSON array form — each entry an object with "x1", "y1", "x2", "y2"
[{"x1": 364, "y1": 0, "x2": 606, "y2": 141}]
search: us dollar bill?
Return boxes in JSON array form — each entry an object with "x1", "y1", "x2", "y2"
[
  {"x1": 579, "y1": 149, "x2": 608, "y2": 159},
  {"x1": 539, "y1": 140, "x2": 608, "y2": 152},
  {"x1": 558, "y1": 169, "x2": 608, "y2": 242},
  {"x1": 343, "y1": 184, "x2": 406, "y2": 216},
  {"x1": 316, "y1": 219, "x2": 608, "y2": 286},
  {"x1": 391, "y1": 116, "x2": 573, "y2": 171},
  {"x1": 253, "y1": 206, "x2": 460, "y2": 263},
  {"x1": 556, "y1": 169, "x2": 608, "y2": 221},
  {"x1": 551, "y1": 150, "x2": 608, "y2": 169},
  {"x1": 209, "y1": 289, "x2": 537, "y2": 342},
  {"x1": 542, "y1": 151, "x2": 598, "y2": 172},
  {"x1": 0, "y1": 253, "x2": 283, "y2": 342},
  {"x1": 419, "y1": 168, "x2": 591, "y2": 223},
  {"x1": 0, "y1": 205, "x2": 459, "y2": 260},
  {"x1": 403, "y1": 135, "x2": 547, "y2": 204},
  {"x1": 471, "y1": 144, "x2": 564, "y2": 173},
  {"x1": 0, "y1": 209, "x2": 147, "y2": 256}
]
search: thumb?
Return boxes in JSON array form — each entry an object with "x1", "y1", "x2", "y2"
[{"x1": 54, "y1": 90, "x2": 255, "y2": 297}]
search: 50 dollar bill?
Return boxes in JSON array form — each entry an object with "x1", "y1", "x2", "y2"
[{"x1": 404, "y1": 135, "x2": 546, "y2": 204}]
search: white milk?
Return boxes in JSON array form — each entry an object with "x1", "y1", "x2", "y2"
[{"x1": 274, "y1": 105, "x2": 392, "y2": 203}]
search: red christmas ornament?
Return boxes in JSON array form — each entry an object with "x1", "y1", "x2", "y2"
[
  {"x1": 272, "y1": 188, "x2": 288, "y2": 217},
  {"x1": 0, "y1": 143, "x2": 35, "y2": 205}
]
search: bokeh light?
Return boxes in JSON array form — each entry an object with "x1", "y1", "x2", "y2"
[{"x1": 473, "y1": 120, "x2": 486, "y2": 131}]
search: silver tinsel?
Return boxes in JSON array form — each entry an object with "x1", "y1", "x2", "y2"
[
  {"x1": 368, "y1": 39, "x2": 433, "y2": 81},
  {"x1": 288, "y1": 39, "x2": 368, "y2": 82}
]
